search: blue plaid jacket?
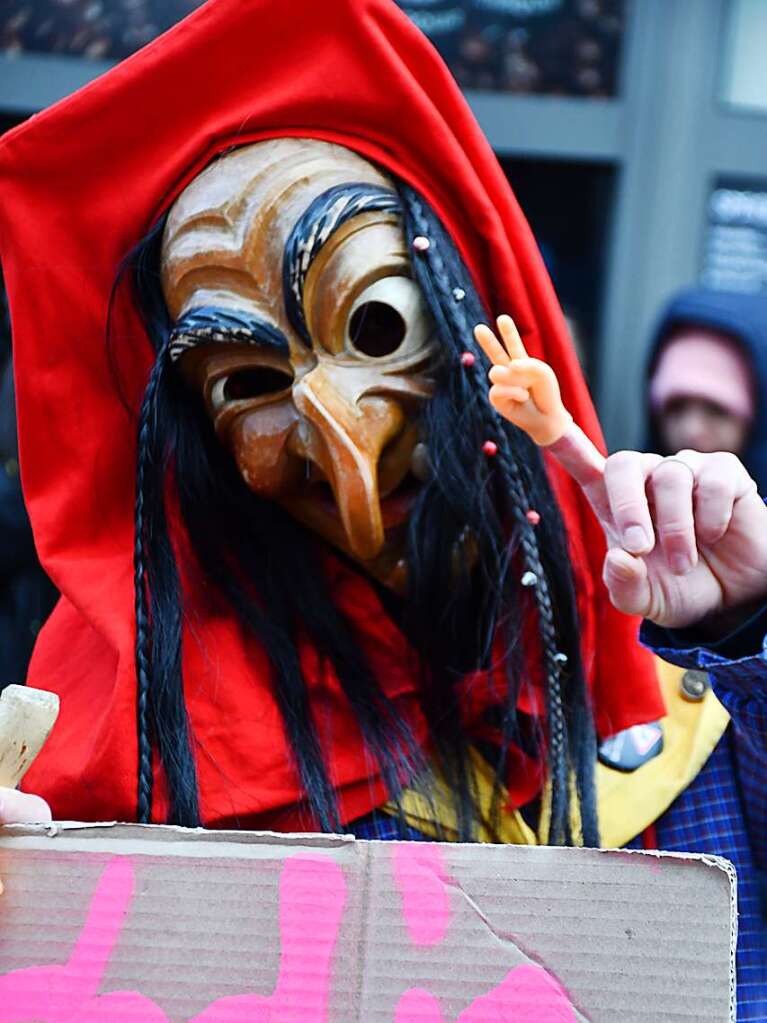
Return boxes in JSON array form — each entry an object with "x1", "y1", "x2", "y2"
[{"x1": 351, "y1": 612, "x2": 767, "y2": 1020}]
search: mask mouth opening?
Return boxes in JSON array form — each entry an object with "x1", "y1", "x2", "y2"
[
  {"x1": 301, "y1": 475, "x2": 335, "y2": 512},
  {"x1": 298, "y1": 466, "x2": 421, "y2": 529},
  {"x1": 379, "y1": 472, "x2": 421, "y2": 527}
]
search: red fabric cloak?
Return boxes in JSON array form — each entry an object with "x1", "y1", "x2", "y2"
[{"x1": 0, "y1": 0, "x2": 663, "y2": 826}]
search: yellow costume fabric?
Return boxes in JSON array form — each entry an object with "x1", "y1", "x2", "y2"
[{"x1": 383, "y1": 659, "x2": 730, "y2": 846}]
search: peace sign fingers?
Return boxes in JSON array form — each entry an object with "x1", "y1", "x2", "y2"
[
  {"x1": 496, "y1": 314, "x2": 528, "y2": 361},
  {"x1": 474, "y1": 322, "x2": 511, "y2": 367},
  {"x1": 473, "y1": 315, "x2": 529, "y2": 367}
]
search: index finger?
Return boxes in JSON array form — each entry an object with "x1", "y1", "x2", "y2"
[
  {"x1": 604, "y1": 450, "x2": 663, "y2": 555},
  {"x1": 474, "y1": 323, "x2": 511, "y2": 367}
]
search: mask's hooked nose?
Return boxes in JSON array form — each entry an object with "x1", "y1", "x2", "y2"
[{"x1": 292, "y1": 361, "x2": 405, "y2": 561}]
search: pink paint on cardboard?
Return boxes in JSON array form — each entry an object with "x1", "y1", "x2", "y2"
[
  {"x1": 0, "y1": 846, "x2": 577, "y2": 1023},
  {"x1": 458, "y1": 964, "x2": 577, "y2": 1022},
  {"x1": 392, "y1": 844, "x2": 451, "y2": 947},
  {"x1": 191, "y1": 854, "x2": 346, "y2": 1022},
  {"x1": 0, "y1": 853, "x2": 346, "y2": 1023},
  {"x1": 395, "y1": 965, "x2": 577, "y2": 1022},
  {"x1": 396, "y1": 988, "x2": 443, "y2": 1022},
  {"x1": 391, "y1": 842, "x2": 577, "y2": 1023},
  {"x1": 0, "y1": 857, "x2": 169, "y2": 1022}
]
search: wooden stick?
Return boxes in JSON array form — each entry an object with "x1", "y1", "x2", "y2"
[{"x1": 0, "y1": 685, "x2": 59, "y2": 790}]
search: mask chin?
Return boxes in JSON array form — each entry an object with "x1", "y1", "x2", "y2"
[{"x1": 274, "y1": 429, "x2": 423, "y2": 593}]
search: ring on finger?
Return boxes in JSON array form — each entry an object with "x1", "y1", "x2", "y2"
[{"x1": 657, "y1": 457, "x2": 697, "y2": 483}]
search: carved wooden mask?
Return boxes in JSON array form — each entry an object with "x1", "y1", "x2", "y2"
[{"x1": 161, "y1": 139, "x2": 435, "y2": 588}]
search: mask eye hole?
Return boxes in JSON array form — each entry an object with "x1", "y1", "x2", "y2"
[
  {"x1": 219, "y1": 367, "x2": 293, "y2": 404},
  {"x1": 345, "y1": 277, "x2": 432, "y2": 360},
  {"x1": 348, "y1": 301, "x2": 407, "y2": 358}
]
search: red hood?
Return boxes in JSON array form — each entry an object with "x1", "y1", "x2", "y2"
[{"x1": 0, "y1": 0, "x2": 662, "y2": 823}]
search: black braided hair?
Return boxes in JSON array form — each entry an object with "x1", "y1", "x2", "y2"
[
  {"x1": 114, "y1": 181, "x2": 598, "y2": 846},
  {"x1": 399, "y1": 184, "x2": 599, "y2": 846},
  {"x1": 117, "y1": 218, "x2": 427, "y2": 831},
  {"x1": 129, "y1": 220, "x2": 199, "y2": 825},
  {"x1": 133, "y1": 353, "x2": 161, "y2": 823}
]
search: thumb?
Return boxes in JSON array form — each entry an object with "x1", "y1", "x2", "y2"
[{"x1": 603, "y1": 548, "x2": 652, "y2": 617}]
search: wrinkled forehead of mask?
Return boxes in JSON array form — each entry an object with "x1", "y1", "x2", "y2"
[
  {"x1": 160, "y1": 138, "x2": 436, "y2": 589},
  {"x1": 161, "y1": 138, "x2": 417, "y2": 359}
]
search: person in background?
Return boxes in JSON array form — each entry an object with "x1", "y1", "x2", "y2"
[{"x1": 646, "y1": 287, "x2": 767, "y2": 491}]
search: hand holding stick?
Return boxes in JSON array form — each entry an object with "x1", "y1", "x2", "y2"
[{"x1": 0, "y1": 685, "x2": 57, "y2": 831}]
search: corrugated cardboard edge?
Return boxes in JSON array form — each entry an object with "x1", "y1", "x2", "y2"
[
  {"x1": 598, "y1": 845, "x2": 738, "y2": 1023},
  {"x1": 0, "y1": 820, "x2": 354, "y2": 846},
  {"x1": 0, "y1": 822, "x2": 739, "y2": 1021}
]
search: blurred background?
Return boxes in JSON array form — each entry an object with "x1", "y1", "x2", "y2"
[{"x1": 1, "y1": 0, "x2": 766, "y2": 448}]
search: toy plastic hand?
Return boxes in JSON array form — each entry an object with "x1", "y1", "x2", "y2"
[
  {"x1": 474, "y1": 315, "x2": 767, "y2": 629},
  {"x1": 474, "y1": 316, "x2": 573, "y2": 446}
]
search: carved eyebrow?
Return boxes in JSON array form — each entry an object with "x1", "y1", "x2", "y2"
[
  {"x1": 282, "y1": 183, "x2": 402, "y2": 347},
  {"x1": 168, "y1": 306, "x2": 289, "y2": 362}
]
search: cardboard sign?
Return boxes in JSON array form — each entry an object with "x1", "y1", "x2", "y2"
[{"x1": 0, "y1": 824, "x2": 736, "y2": 1022}]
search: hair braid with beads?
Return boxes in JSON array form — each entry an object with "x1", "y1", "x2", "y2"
[{"x1": 400, "y1": 185, "x2": 598, "y2": 846}]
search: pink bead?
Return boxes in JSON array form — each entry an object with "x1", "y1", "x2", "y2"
[
  {"x1": 526, "y1": 509, "x2": 541, "y2": 526},
  {"x1": 482, "y1": 440, "x2": 498, "y2": 457},
  {"x1": 413, "y1": 236, "x2": 431, "y2": 252},
  {"x1": 460, "y1": 351, "x2": 476, "y2": 367}
]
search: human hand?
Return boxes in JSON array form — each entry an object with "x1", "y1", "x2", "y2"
[
  {"x1": 0, "y1": 786, "x2": 51, "y2": 824},
  {"x1": 0, "y1": 682, "x2": 57, "y2": 891},
  {"x1": 565, "y1": 442, "x2": 767, "y2": 627},
  {"x1": 0, "y1": 786, "x2": 52, "y2": 894},
  {"x1": 474, "y1": 315, "x2": 767, "y2": 628}
]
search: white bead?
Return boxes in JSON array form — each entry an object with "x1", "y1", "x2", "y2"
[{"x1": 521, "y1": 571, "x2": 538, "y2": 588}]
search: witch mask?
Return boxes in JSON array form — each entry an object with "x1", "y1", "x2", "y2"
[{"x1": 162, "y1": 138, "x2": 436, "y2": 587}]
